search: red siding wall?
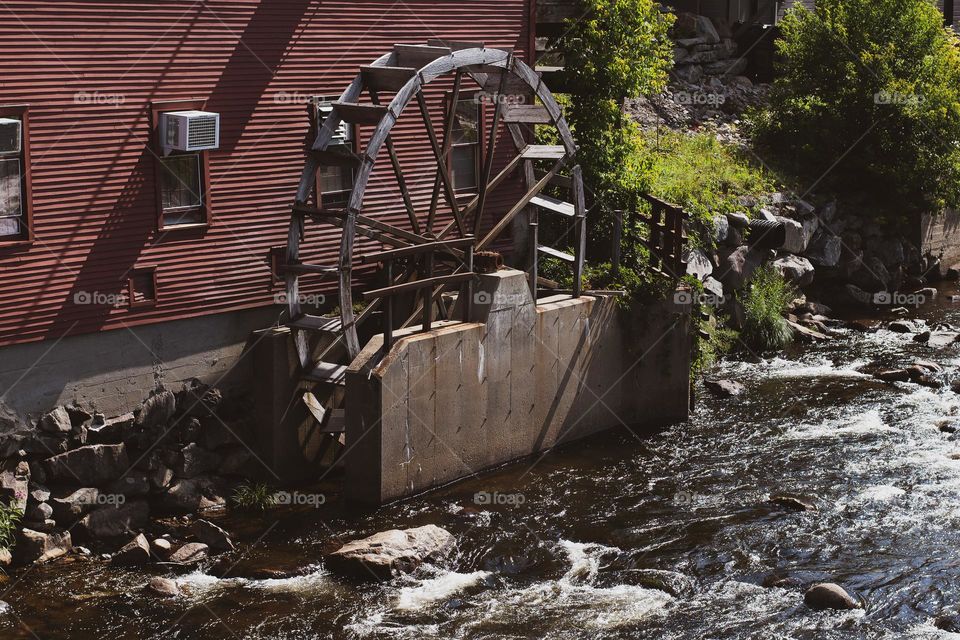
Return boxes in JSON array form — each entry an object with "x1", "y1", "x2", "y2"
[{"x1": 0, "y1": 0, "x2": 532, "y2": 347}]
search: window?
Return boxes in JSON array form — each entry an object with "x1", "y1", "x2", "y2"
[
  {"x1": 0, "y1": 107, "x2": 31, "y2": 242},
  {"x1": 314, "y1": 98, "x2": 355, "y2": 208},
  {"x1": 151, "y1": 99, "x2": 212, "y2": 230},
  {"x1": 128, "y1": 267, "x2": 158, "y2": 308},
  {"x1": 450, "y1": 98, "x2": 480, "y2": 192}
]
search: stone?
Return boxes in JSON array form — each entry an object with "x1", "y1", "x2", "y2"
[
  {"x1": 50, "y1": 487, "x2": 100, "y2": 524},
  {"x1": 111, "y1": 533, "x2": 151, "y2": 566},
  {"x1": 65, "y1": 405, "x2": 93, "y2": 428},
  {"x1": 0, "y1": 549, "x2": 10, "y2": 566},
  {"x1": 175, "y1": 443, "x2": 221, "y2": 479},
  {"x1": 703, "y1": 379, "x2": 745, "y2": 397},
  {"x1": 843, "y1": 284, "x2": 873, "y2": 306},
  {"x1": 161, "y1": 476, "x2": 226, "y2": 514},
  {"x1": 914, "y1": 330, "x2": 932, "y2": 343},
  {"x1": 327, "y1": 525, "x2": 456, "y2": 580},
  {"x1": 935, "y1": 614, "x2": 960, "y2": 632},
  {"x1": 769, "y1": 495, "x2": 817, "y2": 511},
  {"x1": 38, "y1": 407, "x2": 72, "y2": 436},
  {"x1": 25, "y1": 501, "x2": 52, "y2": 522},
  {"x1": 673, "y1": 46, "x2": 689, "y2": 64},
  {"x1": 852, "y1": 257, "x2": 891, "y2": 293},
  {"x1": 776, "y1": 216, "x2": 813, "y2": 254},
  {"x1": 134, "y1": 391, "x2": 176, "y2": 430},
  {"x1": 804, "y1": 583, "x2": 859, "y2": 610},
  {"x1": 145, "y1": 576, "x2": 180, "y2": 598},
  {"x1": 28, "y1": 482, "x2": 50, "y2": 504},
  {"x1": 726, "y1": 212, "x2": 750, "y2": 229},
  {"x1": 805, "y1": 232, "x2": 842, "y2": 268},
  {"x1": 712, "y1": 215, "x2": 729, "y2": 245},
  {"x1": 0, "y1": 462, "x2": 30, "y2": 511},
  {"x1": 106, "y1": 473, "x2": 151, "y2": 498},
  {"x1": 169, "y1": 542, "x2": 209, "y2": 565},
  {"x1": 911, "y1": 359, "x2": 942, "y2": 374},
  {"x1": 147, "y1": 463, "x2": 174, "y2": 491},
  {"x1": 718, "y1": 246, "x2": 764, "y2": 290},
  {"x1": 87, "y1": 413, "x2": 134, "y2": 445},
  {"x1": 13, "y1": 528, "x2": 71, "y2": 565},
  {"x1": 191, "y1": 519, "x2": 235, "y2": 552},
  {"x1": 217, "y1": 447, "x2": 254, "y2": 477},
  {"x1": 151, "y1": 537, "x2": 173, "y2": 559},
  {"x1": 704, "y1": 58, "x2": 748, "y2": 76},
  {"x1": 75, "y1": 500, "x2": 149, "y2": 540},
  {"x1": 693, "y1": 14, "x2": 721, "y2": 44},
  {"x1": 686, "y1": 249, "x2": 713, "y2": 281},
  {"x1": 786, "y1": 320, "x2": 829, "y2": 343},
  {"x1": 673, "y1": 64, "x2": 703, "y2": 84},
  {"x1": 179, "y1": 382, "x2": 222, "y2": 419},
  {"x1": 888, "y1": 320, "x2": 918, "y2": 333},
  {"x1": 703, "y1": 276, "x2": 724, "y2": 299},
  {"x1": 875, "y1": 369, "x2": 911, "y2": 383},
  {"x1": 773, "y1": 255, "x2": 815, "y2": 287},
  {"x1": 42, "y1": 444, "x2": 129, "y2": 486}
]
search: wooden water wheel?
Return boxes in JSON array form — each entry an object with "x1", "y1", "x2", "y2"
[{"x1": 283, "y1": 41, "x2": 585, "y2": 438}]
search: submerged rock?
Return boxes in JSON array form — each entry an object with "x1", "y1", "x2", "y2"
[
  {"x1": 769, "y1": 495, "x2": 817, "y2": 512},
  {"x1": 190, "y1": 519, "x2": 234, "y2": 552},
  {"x1": 111, "y1": 533, "x2": 151, "y2": 566},
  {"x1": 13, "y1": 528, "x2": 71, "y2": 565},
  {"x1": 145, "y1": 576, "x2": 180, "y2": 598},
  {"x1": 703, "y1": 379, "x2": 745, "y2": 397},
  {"x1": 804, "y1": 582, "x2": 859, "y2": 610},
  {"x1": 168, "y1": 542, "x2": 209, "y2": 565},
  {"x1": 327, "y1": 524, "x2": 456, "y2": 580}
]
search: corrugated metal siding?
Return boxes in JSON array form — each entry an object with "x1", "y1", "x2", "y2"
[{"x1": 0, "y1": 0, "x2": 532, "y2": 347}]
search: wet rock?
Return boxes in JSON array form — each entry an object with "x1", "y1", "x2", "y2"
[
  {"x1": 938, "y1": 421, "x2": 957, "y2": 434},
  {"x1": 160, "y1": 476, "x2": 226, "y2": 514},
  {"x1": 75, "y1": 500, "x2": 149, "y2": 541},
  {"x1": 42, "y1": 444, "x2": 129, "y2": 486},
  {"x1": 762, "y1": 573, "x2": 804, "y2": 589},
  {"x1": 913, "y1": 330, "x2": 931, "y2": 343},
  {"x1": 191, "y1": 519, "x2": 234, "y2": 552},
  {"x1": 912, "y1": 360, "x2": 942, "y2": 374},
  {"x1": 134, "y1": 391, "x2": 176, "y2": 430},
  {"x1": 111, "y1": 533, "x2": 151, "y2": 566},
  {"x1": 769, "y1": 495, "x2": 817, "y2": 512},
  {"x1": 87, "y1": 413, "x2": 134, "y2": 445},
  {"x1": 786, "y1": 319, "x2": 828, "y2": 343},
  {"x1": 719, "y1": 246, "x2": 764, "y2": 290},
  {"x1": 145, "y1": 576, "x2": 180, "y2": 598},
  {"x1": 38, "y1": 407, "x2": 72, "y2": 436},
  {"x1": 875, "y1": 369, "x2": 910, "y2": 383},
  {"x1": 151, "y1": 538, "x2": 173, "y2": 559},
  {"x1": 50, "y1": 487, "x2": 99, "y2": 524},
  {"x1": 174, "y1": 443, "x2": 220, "y2": 479},
  {"x1": 804, "y1": 582, "x2": 859, "y2": 610},
  {"x1": 888, "y1": 320, "x2": 918, "y2": 333},
  {"x1": 25, "y1": 501, "x2": 52, "y2": 522},
  {"x1": 935, "y1": 613, "x2": 960, "y2": 632},
  {"x1": 327, "y1": 525, "x2": 456, "y2": 580},
  {"x1": 617, "y1": 569, "x2": 694, "y2": 597},
  {"x1": 773, "y1": 255, "x2": 815, "y2": 287},
  {"x1": 168, "y1": 542, "x2": 209, "y2": 565},
  {"x1": 703, "y1": 379, "x2": 745, "y2": 397},
  {"x1": 13, "y1": 528, "x2": 71, "y2": 565}
]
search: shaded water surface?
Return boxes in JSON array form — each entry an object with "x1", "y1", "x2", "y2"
[{"x1": 7, "y1": 291, "x2": 960, "y2": 638}]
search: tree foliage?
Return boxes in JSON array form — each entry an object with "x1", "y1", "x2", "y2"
[{"x1": 754, "y1": 0, "x2": 960, "y2": 214}]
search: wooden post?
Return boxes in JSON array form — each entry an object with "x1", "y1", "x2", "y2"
[
  {"x1": 422, "y1": 252, "x2": 434, "y2": 332},
  {"x1": 651, "y1": 203, "x2": 662, "y2": 274},
  {"x1": 464, "y1": 242, "x2": 474, "y2": 322},
  {"x1": 571, "y1": 164, "x2": 586, "y2": 298},
  {"x1": 611, "y1": 209, "x2": 623, "y2": 277},
  {"x1": 529, "y1": 220, "x2": 538, "y2": 297},
  {"x1": 384, "y1": 259, "x2": 394, "y2": 351}
]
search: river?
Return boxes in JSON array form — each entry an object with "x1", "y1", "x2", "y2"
[{"x1": 4, "y1": 288, "x2": 960, "y2": 639}]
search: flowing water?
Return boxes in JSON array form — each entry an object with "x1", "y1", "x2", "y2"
[{"x1": 6, "y1": 289, "x2": 960, "y2": 639}]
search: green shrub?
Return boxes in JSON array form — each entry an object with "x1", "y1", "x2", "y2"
[
  {"x1": 754, "y1": 0, "x2": 960, "y2": 214},
  {"x1": 741, "y1": 266, "x2": 794, "y2": 351},
  {"x1": 232, "y1": 482, "x2": 275, "y2": 510},
  {"x1": 0, "y1": 500, "x2": 22, "y2": 551}
]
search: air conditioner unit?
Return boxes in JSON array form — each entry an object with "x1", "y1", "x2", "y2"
[
  {"x1": 316, "y1": 100, "x2": 352, "y2": 146},
  {"x1": 0, "y1": 118, "x2": 21, "y2": 154},
  {"x1": 161, "y1": 110, "x2": 220, "y2": 153}
]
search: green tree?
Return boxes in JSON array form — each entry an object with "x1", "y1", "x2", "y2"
[{"x1": 755, "y1": 0, "x2": 960, "y2": 214}]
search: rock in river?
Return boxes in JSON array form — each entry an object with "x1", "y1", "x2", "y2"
[
  {"x1": 804, "y1": 582, "x2": 860, "y2": 610},
  {"x1": 769, "y1": 495, "x2": 817, "y2": 512},
  {"x1": 327, "y1": 524, "x2": 456, "y2": 580},
  {"x1": 111, "y1": 533, "x2": 151, "y2": 566},
  {"x1": 704, "y1": 379, "x2": 745, "y2": 397},
  {"x1": 145, "y1": 576, "x2": 180, "y2": 598}
]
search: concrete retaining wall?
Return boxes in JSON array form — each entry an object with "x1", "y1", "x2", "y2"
[
  {"x1": 343, "y1": 269, "x2": 691, "y2": 505},
  {"x1": 920, "y1": 208, "x2": 960, "y2": 271},
  {"x1": 0, "y1": 306, "x2": 282, "y2": 423}
]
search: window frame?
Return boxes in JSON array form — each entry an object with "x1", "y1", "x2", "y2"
[
  {"x1": 127, "y1": 265, "x2": 159, "y2": 309},
  {"x1": 310, "y1": 96, "x2": 359, "y2": 209},
  {"x1": 150, "y1": 99, "x2": 213, "y2": 232},
  {"x1": 444, "y1": 92, "x2": 485, "y2": 196},
  {"x1": 0, "y1": 104, "x2": 33, "y2": 247}
]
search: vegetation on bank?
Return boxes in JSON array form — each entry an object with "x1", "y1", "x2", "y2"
[
  {"x1": 0, "y1": 500, "x2": 22, "y2": 552},
  {"x1": 740, "y1": 266, "x2": 795, "y2": 352},
  {"x1": 752, "y1": 0, "x2": 960, "y2": 215}
]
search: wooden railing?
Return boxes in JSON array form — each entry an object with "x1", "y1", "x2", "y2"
[
  {"x1": 635, "y1": 193, "x2": 689, "y2": 280},
  {"x1": 359, "y1": 238, "x2": 477, "y2": 351}
]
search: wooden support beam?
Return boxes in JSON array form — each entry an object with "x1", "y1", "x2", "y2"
[
  {"x1": 360, "y1": 237, "x2": 475, "y2": 264},
  {"x1": 428, "y1": 71, "x2": 462, "y2": 235},
  {"x1": 474, "y1": 54, "x2": 511, "y2": 236},
  {"x1": 362, "y1": 272, "x2": 475, "y2": 301},
  {"x1": 369, "y1": 88, "x2": 421, "y2": 234},
  {"x1": 416, "y1": 90, "x2": 466, "y2": 236}
]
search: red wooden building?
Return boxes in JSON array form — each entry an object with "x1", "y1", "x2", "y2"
[{"x1": 0, "y1": 1, "x2": 535, "y2": 416}]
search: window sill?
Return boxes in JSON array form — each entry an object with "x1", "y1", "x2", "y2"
[{"x1": 157, "y1": 222, "x2": 209, "y2": 233}]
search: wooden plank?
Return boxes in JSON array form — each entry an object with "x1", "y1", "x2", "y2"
[
  {"x1": 304, "y1": 361, "x2": 348, "y2": 385},
  {"x1": 394, "y1": 43, "x2": 451, "y2": 68},
  {"x1": 309, "y1": 148, "x2": 360, "y2": 167},
  {"x1": 369, "y1": 88, "x2": 420, "y2": 234},
  {"x1": 360, "y1": 65, "x2": 417, "y2": 92},
  {"x1": 334, "y1": 102, "x2": 388, "y2": 125},
  {"x1": 289, "y1": 314, "x2": 342, "y2": 332},
  {"x1": 503, "y1": 104, "x2": 552, "y2": 124},
  {"x1": 416, "y1": 90, "x2": 466, "y2": 236},
  {"x1": 428, "y1": 70, "x2": 462, "y2": 234},
  {"x1": 521, "y1": 144, "x2": 566, "y2": 160},
  {"x1": 360, "y1": 238, "x2": 476, "y2": 264},
  {"x1": 572, "y1": 164, "x2": 586, "y2": 298},
  {"x1": 427, "y1": 38, "x2": 485, "y2": 51},
  {"x1": 530, "y1": 194, "x2": 575, "y2": 217},
  {"x1": 283, "y1": 262, "x2": 339, "y2": 276},
  {"x1": 474, "y1": 54, "x2": 511, "y2": 235},
  {"x1": 537, "y1": 245, "x2": 574, "y2": 262},
  {"x1": 292, "y1": 204, "x2": 347, "y2": 220},
  {"x1": 362, "y1": 272, "x2": 475, "y2": 301}
]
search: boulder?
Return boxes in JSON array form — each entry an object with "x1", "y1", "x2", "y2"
[
  {"x1": 804, "y1": 583, "x2": 859, "y2": 610},
  {"x1": 87, "y1": 413, "x2": 134, "y2": 445},
  {"x1": 168, "y1": 542, "x2": 209, "y2": 565},
  {"x1": 160, "y1": 476, "x2": 226, "y2": 514},
  {"x1": 934, "y1": 614, "x2": 960, "y2": 632},
  {"x1": 106, "y1": 473, "x2": 151, "y2": 498},
  {"x1": 776, "y1": 216, "x2": 816, "y2": 254},
  {"x1": 704, "y1": 58, "x2": 748, "y2": 76},
  {"x1": 326, "y1": 525, "x2": 456, "y2": 580},
  {"x1": 805, "y1": 232, "x2": 842, "y2": 268},
  {"x1": 25, "y1": 501, "x2": 52, "y2": 522},
  {"x1": 913, "y1": 330, "x2": 931, "y2": 343},
  {"x1": 145, "y1": 576, "x2": 180, "y2": 598},
  {"x1": 843, "y1": 284, "x2": 873, "y2": 306},
  {"x1": 673, "y1": 64, "x2": 703, "y2": 84},
  {"x1": 693, "y1": 14, "x2": 721, "y2": 44},
  {"x1": 773, "y1": 255, "x2": 815, "y2": 287},
  {"x1": 719, "y1": 246, "x2": 765, "y2": 290},
  {"x1": 786, "y1": 319, "x2": 829, "y2": 343},
  {"x1": 134, "y1": 391, "x2": 176, "y2": 430},
  {"x1": 888, "y1": 320, "x2": 918, "y2": 334},
  {"x1": 13, "y1": 528, "x2": 71, "y2": 565},
  {"x1": 28, "y1": 483, "x2": 50, "y2": 504},
  {"x1": 50, "y1": 487, "x2": 100, "y2": 524},
  {"x1": 111, "y1": 533, "x2": 151, "y2": 566},
  {"x1": 218, "y1": 447, "x2": 254, "y2": 477},
  {"x1": 191, "y1": 519, "x2": 235, "y2": 552},
  {"x1": 769, "y1": 494, "x2": 817, "y2": 511},
  {"x1": 178, "y1": 382, "x2": 222, "y2": 419},
  {"x1": 851, "y1": 257, "x2": 891, "y2": 293},
  {"x1": 147, "y1": 463, "x2": 174, "y2": 491},
  {"x1": 151, "y1": 537, "x2": 173, "y2": 559},
  {"x1": 75, "y1": 500, "x2": 149, "y2": 540},
  {"x1": 38, "y1": 407, "x2": 72, "y2": 436},
  {"x1": 875, "y1": 369, "x2": 910, "y2": 383},
  {"x1": 0, "y1": 461, "x2": 30, "y2": 511},
  {"x1": 704, "y1": 379, "x2": 745, "y2": 397},
  {"x1": 174, "y1": 443, "x2": 220, "y2": 479},
  {"x1": 42, "y1": 444, "x2": 129, "y2": 486},
  {"x1": 703, "y1": 276, "x2": 724, "y2": 299},
  {"x1": 726, "y1": 211, "x2": 750, "y2": 229},
  {"x1": 712, "y1": 215, "x2": 730, "y2": 245},
  {"x1": 686, "y1": 249, "x2": 713, "y2": 281}
]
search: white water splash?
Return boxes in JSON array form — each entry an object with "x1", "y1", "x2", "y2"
[{"x1": 395, "y1": 570, "x2": 491, "y2": 611}]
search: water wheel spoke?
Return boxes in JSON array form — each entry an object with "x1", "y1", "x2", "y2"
[
  {"x1": 369, "y1": 88, "x2": 421, "y2": 235},
  {"x1": 428, "y1": 71, "x2": 463, "y2": 235},
  {"x1": 473, "y1": 59, "x2": 511, "y2": 237},
  {"x1": 416, "y1": 90, "x2": 466, "y2": 237}
]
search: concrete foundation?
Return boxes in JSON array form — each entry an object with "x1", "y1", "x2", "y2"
[
  {"x1": 920, "y1": 208, "x2": 960, "y2": 270},
  {"x1": 343, "y1": 269, "x2": 691, "y2": 505},
  {"x1": 0, "y1": 306, "x2": 282, "y2": 423}
]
